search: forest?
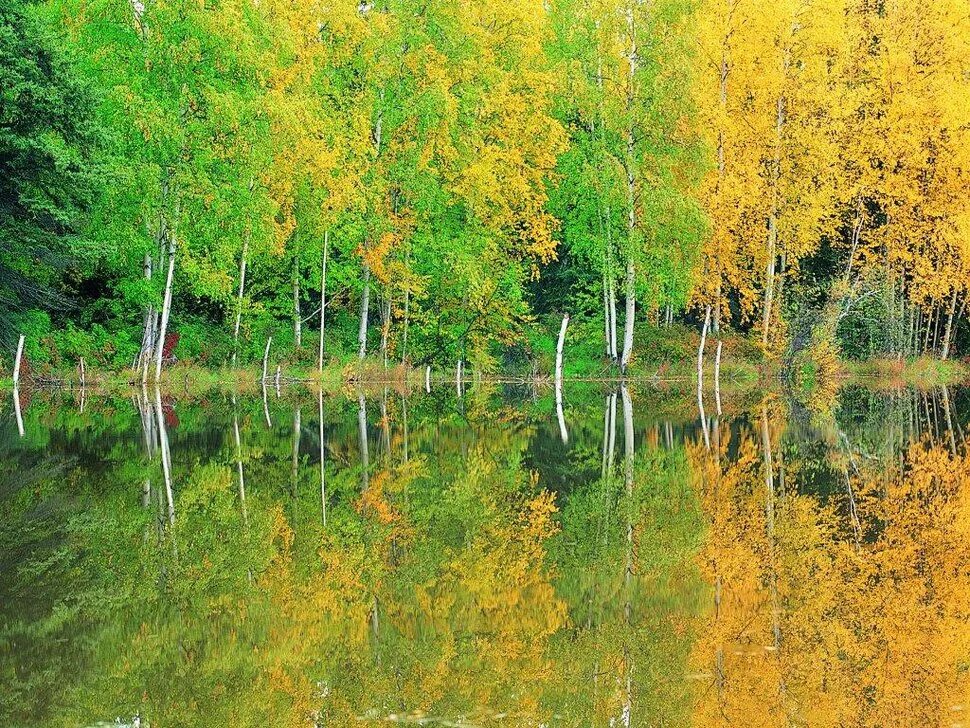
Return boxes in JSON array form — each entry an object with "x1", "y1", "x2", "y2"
[{"x1": 1, "y1": 0, "x2": 968, "y2": 379}]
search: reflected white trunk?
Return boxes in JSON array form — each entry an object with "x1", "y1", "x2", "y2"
[
  {"x1": 358, "y1": 391, "x2": 369, "y2": 490},
  {"x1": 153, "y1": 387, "x2": 175, "y2": 525},
  {"x1": 319, "y1": 390, "x2": 327, "y2": 525},
  {"x1": 232, "y1": 396, "x2": 248, "y2": 526},
  {"x1": 13, "y1": 387, "x2": 24, "y2": 438}
]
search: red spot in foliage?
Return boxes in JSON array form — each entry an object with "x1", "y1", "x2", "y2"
[
  {"x1": 162, "y1": 332, "x2": 179, "y2": 363},
  {"x1": 161, "y1": 395, "x2": 179, "y2": 429}
]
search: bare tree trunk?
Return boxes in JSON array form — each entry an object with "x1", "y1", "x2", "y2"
[
  {"x1": 620, "y1": 262, "x2": 636, "y2": 374},
  {"x1": 425, "y1": 365, "x2": 431, "y2": 393},
  {"x1": 555, "y1": 314, "x2": 569, "y2": 385},
  {"x1": 231, "y1": 231, "x2": 249, "y2": 368},
  {"x1": 608, "y1": 274, "x2": 618, "y2": 362},
  {"x1": 142, "y1": 307, "x2": 158, "y2": 385},
  {"x1": 762, "y1": 82, "x2": 786, "y2": 347},
  {"x1": 137, "y1": 251, "x2": 154, "y2": 371},
  {"x1": 620, "y1": 6, "x2": 637, "y2": 375},
  {"x1": 358, "y1": 264, "x2": 370, "y2": 360},
  {"x1": 153, "y1": 232, "x2": 176, "y2": 382},
  {"x1": 842, "y1": 198, "x2": 864, "y2": 284},
  {"x1": 292, "y1": 249, "x2": 302, "y2": 350},
  {"x1": 319, "y1": 230, "x2": 328, "y2": 373},
  {"x1": 232, "y1": 179, "x2": 255, "y2": 367},
  {"x1": 261, "y1": 337, "x2": 272, "y2": 382},
  {"x1": 697, "y1": 305, "x2": 711, "y2": 389},
  {"x1": 698, "y1": 306, "x2": 712, "y2": 450},
  {"x1": 714, "y1": 339, "x2": 723, "y2": 415},
  {"x1": 380, "y1": 291, "x2": 390, "y2": 369},
  {"x1": 13, "y1": 334, "x2": 25, "y2": 387},
  {"x1": 401, "y1": 286, "x2": 410, "y2": 366},
  {"x1": 556, "y1": 314, "x2": 569, "y2": 444},
  {"x1": 603, "y1": 272, "x2": 612, "y2": 359},
  {"x1": 941, "y1": 289, "x2": 957, "y2": 360}
]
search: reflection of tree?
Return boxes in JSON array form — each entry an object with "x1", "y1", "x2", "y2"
[{"x1": 688, "y1": 405, "x2": 970, "y2": 726}]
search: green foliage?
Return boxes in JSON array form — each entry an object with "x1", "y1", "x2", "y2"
[{"x1": 0, "y1": 0, "x2": 100, "y2": 344}]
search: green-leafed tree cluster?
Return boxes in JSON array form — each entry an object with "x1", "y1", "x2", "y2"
[{"x1": 1, "y1": 0, "x2": 968, "y2": 375}]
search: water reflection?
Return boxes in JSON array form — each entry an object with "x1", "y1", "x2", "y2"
[{"x1": 1, "y1": 383, "x2": 969, "y2": 726}]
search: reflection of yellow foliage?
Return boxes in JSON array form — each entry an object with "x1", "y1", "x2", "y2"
[{"x1": 688, "y1": 424, "x2": 970, "y2": 726}]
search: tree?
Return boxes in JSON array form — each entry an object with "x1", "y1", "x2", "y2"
[{"x1": 0, "y1": 0, "x2": 99, "y2": 347}]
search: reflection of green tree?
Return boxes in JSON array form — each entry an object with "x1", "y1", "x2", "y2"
[
  {"x1": 549, "y1": 435, "x2": 707, "y2": 725},
  {"x1": 3, "y1": 390, "x2": 705, "y2": 727}
]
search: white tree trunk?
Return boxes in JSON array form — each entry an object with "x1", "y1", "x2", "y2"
[
  {"x1": 425, "y1": 365, "x2": 431, "y2": 393},
  {"x1": 262, "y1": 337, "x2": 272, "y2": 382},
  {"x1": 620, "y1": 5, "x2": 638, "y2": 375},
  {"x1": 153, "y1": 233, "x2": 177, "y2": 382},
  {"x1": 293, "y1": 251, "x2": 302, "y2": 350},
  {"x1": 603, "y1": 275, "x2": 612, "y2": 359},
  {"x1": 231, "y1": 233, "x2": 248, "y2": 368},
  {"x1": 608, "y1": 275, "x2": 618, "y2": 361},
  {"x1": 714, "y1": 339, "x2": 723, "y2": 416},
  {"x1": 555, "y1": 314, "x2": 569, "y2": 384},
  {"x1": 13, "y1": 334, "x2": 25, "y2": 387},
  {"x1": 941, "y1": 289, "x2": 958, "y2": 360},
  {"x1": 137, "y1": 251, "x2": 154, "y2": 372},
  {"x1": 620, "y1": 262, "x2": 636, "y2": 373},
  {"x1": 556, "y1": 314, "x2": 570, "y2": 444},
  {"x1": 319, "y1": 231, "x2": 329, "y2": 373},
  {"x1": 697, "y1": 305, "x2": 711, "y2": 389},
  {"x1": 762, "y1": 53, "x2": 788, "y2": 347},
  {"x1": 698, "y1": 305, "x2": 711, "y2": 450},
  {"x1": 358, "y1": 264, "x2": 370, "y2": 359},
  {"x1": 401, "y1": 286, "x2": 410, "y2": 366}
]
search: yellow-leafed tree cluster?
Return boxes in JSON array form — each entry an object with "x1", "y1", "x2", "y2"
[{"x1": 693, "y1": 0, "x2": 970, "y2": 356}]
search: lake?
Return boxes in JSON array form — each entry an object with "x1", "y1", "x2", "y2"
[{"x1": 2, "y1": 381, "x2": 968, "y2": 727}]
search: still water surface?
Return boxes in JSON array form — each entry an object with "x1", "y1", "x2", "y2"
[{"x1": 2, "y1": 382, "x2": 969, "y2": 727}]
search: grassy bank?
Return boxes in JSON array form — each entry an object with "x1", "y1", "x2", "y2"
[{"x1": 844, "y1": 356, "x2": 970, "y2": 388}]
